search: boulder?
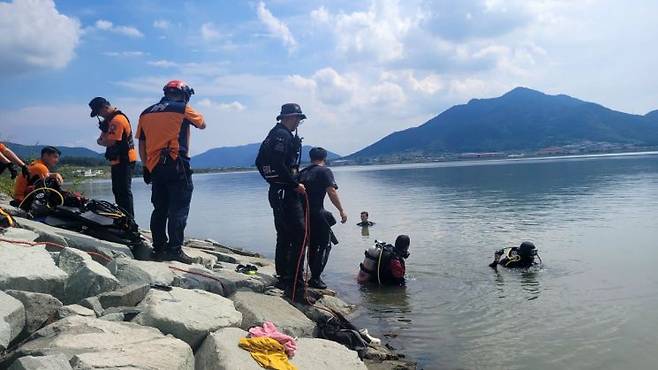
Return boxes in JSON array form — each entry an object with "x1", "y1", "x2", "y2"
[
  {"x1": 101, "y1": 306, "x2": 143, "y2": 321},
  {"x1": 0, "y1": 243, "x2": 67, "y2": 298},
  {"x1": 97, "y1": 284, "x2": 150, "y2": 309},
  {"x1": 59, "y1": 248, "x2": 119, "y2": 304},
  {"x1": 16, "y1": 316, "x2": 193, "y2": 370},
  {"x1": 181, "y1": 247, "x2": 218, "y2": 269},
  {"x1": 8, "y1": 353, "x2": 72, "y2": 370},
  {"x1": 79, "y1": 297, "x2": 104, "y2": 317},
  {"x1": 4, "y1": 290, "x2": 62, "y2": 334},
  {"x1": 13, "y1": 217, "x2": 133, "y2": 258},
  {"x1": 195, "y1": 327, "x2": 368, "y2": 370},
  {"x1": 195, "y1": 327, "x2": 264, "y2": 370},
  {"x1": 107, "y1": 257, "x2": 175, "y2": 286},
  {"x1": 57, "y1": 305, "x2": 95, "y2": 319},
  {"x1": 1, "y1": 291, "x2": 25, "y2": 351},
  {"x1": 0, "y1": 227, "x2": 40, "y2": 242},
  {"x1": 169, "y1": 262, "x2": 233, "y2": 297},
  {"x1": 134, "y1": 287, "x2": 242, "y2": 349},
  {"x1": 99, "y1": 313, "x2": 125, "y2": 322},
  {"x1": 230, "y1": 290, "x2": 316, "y2": 337},
  {"x1": 293, "y1": 337, "x2": 368, "y2": 369},
  {"x1": 211, "y1": 264, "x2": 277, "y2": 293}
]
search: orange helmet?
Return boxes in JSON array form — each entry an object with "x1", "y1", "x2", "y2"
[{"x1": 163, "y1": 80, "x2": 195, "y2": 101}]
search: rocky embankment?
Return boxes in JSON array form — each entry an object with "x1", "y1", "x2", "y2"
[{"x1": 0, "y1": 196, "x2": 415, "y2": 370}]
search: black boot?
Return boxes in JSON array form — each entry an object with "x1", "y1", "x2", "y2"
[
  {"x1": 150, "y1": 249, "x2": 168, "y2": 262},
  {"x1": 308, "y1": 276, "x2": 327, "y2": 289},
  {"x1": 166, "y1": 249, "x2": 194, "y2": 265}
]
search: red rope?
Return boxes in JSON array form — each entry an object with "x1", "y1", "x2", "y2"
[
  {"x1": 291, "y1": 191, "x2": 311, "y2": 303},
  {"x1": 0, "y1": 237, "x2": 113, "y2": 263}
]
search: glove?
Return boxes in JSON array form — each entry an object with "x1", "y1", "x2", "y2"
[
  {"x1": 8, "y1": 164, "x2": 18, "y2": 179},
  {"x1": 21, "y1": 165, "x2": 29, "y2": 178},
  {"x1": 143, "y1": 169, "x2": 152, "y2": 185}
]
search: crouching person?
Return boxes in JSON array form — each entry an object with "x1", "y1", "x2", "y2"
[
  {"x1": 357, "y1": 235, "x2": 410, "y2": 286},
  {"x1": 12, "y1": 146, "x2": 64, "y2": 209}
]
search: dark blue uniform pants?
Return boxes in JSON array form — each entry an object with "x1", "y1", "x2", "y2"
[
  {"x1": 268, "y1": 185, "x2": 305, "y2": 285},
  {"x1": 150, "y1": 159, "x2": 193, "y2": 253},
  {"x1": 111, "y1": 161, "x2": 135, "y2": 217}
]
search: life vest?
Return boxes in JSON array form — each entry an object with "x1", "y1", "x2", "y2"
[
  {"x1": 103, "y1": 110, "x2": 135, "y2": 162},
  {"x1": 255, "y1": 124, "x2": 302, "y2": 185}
]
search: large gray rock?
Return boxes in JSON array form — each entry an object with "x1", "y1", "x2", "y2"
[
  {"x1": 16, "y1": 316, "x2": 193, "y2": 369},
  {"x1": 59, "y1": 248, "x2": 119, "y2": 304},
  {"x1": 5, "y1": 290, "x2": 62, "y2": 334},
  {"x1": 8, "y1": 354, "x2": 72, "y2": 370},
  {"x1": 0, "y1": 227, "x2": 40, "y2": 242},
  {"x1": 57, "y1": 305, "x2": 95, "y2": 319},
  {"x1": 107, "y1": 257, "x2": 175, "y2": 286},
  {"x1": 134, "y1": 287, "x2": 242, "y2": 349},
  {"x1": 12, "y1": 217, "x2": 69, "y2": 248},
  {"x1": 79, "y1": 297, "x2": 104, "y2": 317},
  {"x1": 97, "y1": 284, "x2": 150, "y2": 309},
  {"x1": 231, "y1": 290, "x2": 316, "y2": 337},
  {"x1": 195, "y1": 327, "x2": 264, "y2": 370},
  {"x1": 195, "y1": 327, "x2": 368, "y2": 370},
  {"x1": 169, "y1": 262, "x2": 232, "y2": 297},
  {"x1": 181, "y1": 247, "x2": 218, "y2": 269},
  {"x1": 212, "y1": 264, "x2": 277, "y2": 293},
  {"x1": 0, "y1": 243, "x2": 67, "y2": 298},
  {"x1": 293, "y1": 337, "x2": 368, "y2": 369},
  {"x1": 13, "y1": 217, "x2": 133, "y2": 258},
  {"x1": 1, "y1": 291, "x2": 26, "y2": 351}
]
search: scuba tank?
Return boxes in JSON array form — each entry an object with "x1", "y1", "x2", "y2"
[{"x1": 360, "y1": 240, "x2": 387, "y2": 275}]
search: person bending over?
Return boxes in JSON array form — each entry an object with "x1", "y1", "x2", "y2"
[{"x1": 12, "y1": 146, "x2": 63, "y2": 208}]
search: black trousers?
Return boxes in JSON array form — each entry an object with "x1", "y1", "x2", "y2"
[
  {"x1": 111, "y1": 161, "x2": 135, "y2": 217},
  {"x1": 308, "y1": 212, "x2": 332, "y2": 279},
  {"x1": 268, "y1": 185, "x2": 305, "y2": 284},
  {"x1": 150, "y1": 159, "x2": 193, "y2": 253}
]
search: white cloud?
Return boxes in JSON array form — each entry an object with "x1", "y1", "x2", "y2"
[
  {"x1": 147, "y1": 60, "x2": 179, "y2": 68},
  {"x1": 103, "y1": 51, "x2": 146, "y2": 57},
  {"x1": 201, "y1": 23, "x2": 221, "y2": 41},
  {"x1": 153, "y1": 19, "x2": 170, "y2": 29},
  {"x1": 94, "y1": 19, "x2": 143, "y2": 38},
  {"x1": 256, "y1": 1, "x2": 297, "y2": 51},
  {"x1": 0, "y1": 0, "x2": 81, "y2": 75},
  {"x1": 310, "y1": 6, "x2": 330, "y2": 23},
  {"x1": 198, "y1": 99, "x2": 246, "y2": 112}
]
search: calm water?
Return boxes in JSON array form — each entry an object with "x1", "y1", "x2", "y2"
[{"x1": 80, "y1": 154, "x2": 658, "y2": 370}]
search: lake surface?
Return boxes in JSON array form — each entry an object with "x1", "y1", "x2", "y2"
[{"x1": 80, "y1": 154, "x2": 658, "y2": 370}]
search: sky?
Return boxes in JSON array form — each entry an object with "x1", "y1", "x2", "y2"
[{"x1": 1, "y1": 0, "x2": 657, "y2": 156}]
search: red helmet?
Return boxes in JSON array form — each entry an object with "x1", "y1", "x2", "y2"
[{"x1": 163, "y1": 80, "x2": 195, "y2": 101}]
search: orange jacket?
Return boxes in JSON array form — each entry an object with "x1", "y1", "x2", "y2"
[
  {"x1": 14, "y1": 159, "x2": 49, "y2": 202},
  {"x1": 102, "y1": 112, "x2": 138, "y2": 165},
  {"x1": 136, "y1": 98, "x2": 205, "y2": 172}
]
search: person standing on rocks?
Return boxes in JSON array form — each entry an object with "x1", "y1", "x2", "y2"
[
  {"x1": 89, "y1": 97, "x2": 138, "y2": 217},
  {"x1": 136, "y1": 80, "x2": 206, "y2": 264},
  {"x1": 256, "y1": 103, "x2": 306, "y2": 300},
  {"x1": 299, "y1": 147, "x2": 347, "y2": 289}
]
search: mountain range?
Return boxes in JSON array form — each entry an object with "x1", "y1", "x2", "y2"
[
  {"x1": 1, "y1": 142, "x2": 102, "y2": 160},
  {"x1": 191, "y1": 143, "x2": 340, "y2": 169},
  {"x1": 347, "y1": 87, "x2": 658, "y2": 160}
]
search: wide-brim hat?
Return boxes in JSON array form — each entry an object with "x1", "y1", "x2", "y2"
[
  {"x1": 277, "y1": 103, "x2": 307, "y2": 121},
  {"x1": 89, "y1": 97, "x2": 110, "y2": 117}
]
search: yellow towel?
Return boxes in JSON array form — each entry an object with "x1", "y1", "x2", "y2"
[{"x1": 239, "y1": 337, "x2": 298, "y2": 370}]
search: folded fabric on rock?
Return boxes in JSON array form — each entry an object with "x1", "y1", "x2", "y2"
[
  {"x1": 249, "y1": 321, "x2": 298, "y2": 358},
  {"x1": 239, "y1": 336, "x2": 298, "y2": 370}
]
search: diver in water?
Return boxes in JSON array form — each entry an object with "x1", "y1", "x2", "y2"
[
  {"x1": 489, "y1": 241, "x2": 541, "y2": 271},
  {"x1": 357, "y1": 235, "x2": 410, "y2": 286},
  {"x1": 357, "y1": 211, "x2": 375, "y2": 227}
]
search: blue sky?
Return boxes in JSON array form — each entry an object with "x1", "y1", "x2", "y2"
[{"x1": 1, "y1": 0, "x2": 658, "y2": 155}]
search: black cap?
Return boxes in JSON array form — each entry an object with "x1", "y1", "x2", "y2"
[
  {"x1": 89, "y1": 97, "x2": 110, "y2": 117},
  {"x1": 276, "y1": 103, "x2": 307, "y2": 121}
]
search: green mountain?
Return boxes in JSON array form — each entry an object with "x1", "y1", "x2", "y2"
[
  {"x1": 191, "y1": 143, "x2": 340, "y2": 169},
  {"x1": 2, "y1": 142, "x2": 103, "y2": 160},
  {"x1": 347, "y1": 87, "x2": 658, "y2": 160}
]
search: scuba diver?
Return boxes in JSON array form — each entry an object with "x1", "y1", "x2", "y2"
[
  {"x1": 256, "y1": 103, "x2": 307, "y2": 301},
  {"x1": 357, "y1": 235, "x2": 410, "y2": 286},
  {"x1": 357, "y1": 211, "x2": 375, "y2": 227},
  {"x1": 489, "y1": 241, "x2": 541, "y2": 271}
]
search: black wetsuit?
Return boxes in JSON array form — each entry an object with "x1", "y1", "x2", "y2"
[
  {"x1": 256, "y1": 123, "x2": 304, "y2": 288},
  {"x1": 299, "y1": 164, "x2": 338, "y2": 279},
  {"x1": 494, "y1": 247, "x2": 535, "y2": 269}
]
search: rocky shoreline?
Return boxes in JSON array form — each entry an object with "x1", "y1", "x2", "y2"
[{"x1": 0, "y1": 195, "x2": 416, "y2": 370}]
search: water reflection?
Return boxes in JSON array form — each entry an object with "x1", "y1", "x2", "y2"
[
  {"x1": 360, "y1": 226, "x2": 370, "y2": 237},
  {"x1": 493, "y1": 267, "x2": 542, "y2": 301}
]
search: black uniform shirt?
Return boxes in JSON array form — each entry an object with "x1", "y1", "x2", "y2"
[{"x1": 299, "y1": 164, "x2": 337, "y2": 212}]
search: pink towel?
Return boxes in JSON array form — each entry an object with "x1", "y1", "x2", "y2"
[{"x1": 249, "y1": 321, "x2": 297, "y2": 358}]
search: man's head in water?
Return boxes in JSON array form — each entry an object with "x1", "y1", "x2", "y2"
[
  {"x1": 360, "y1": 211, "x2": 369, "y2": 223},
  {"x1": 394, "y1": 235, "x2": 411, "y2": 259},
  {"x1": 518, "y1": 241, "x2": 537, "y2": 260},
  {"x1": 40, "y1": 146, "x2": 61, "y2": 168}
]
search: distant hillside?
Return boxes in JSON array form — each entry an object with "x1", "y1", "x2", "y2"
[
  {"x1": 191, "y1": 143, "x2": 340, "y2": 169},
  {"x1": 2, "y1": 142, "x2": 103, "y2": 160},
  {"x1": 347, "y1": 87, "x2": 658, "y2": 160}
]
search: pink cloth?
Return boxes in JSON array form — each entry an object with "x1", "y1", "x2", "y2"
[{"x1": 248, "y1": 321, "x2": 297, "y2": 358}]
